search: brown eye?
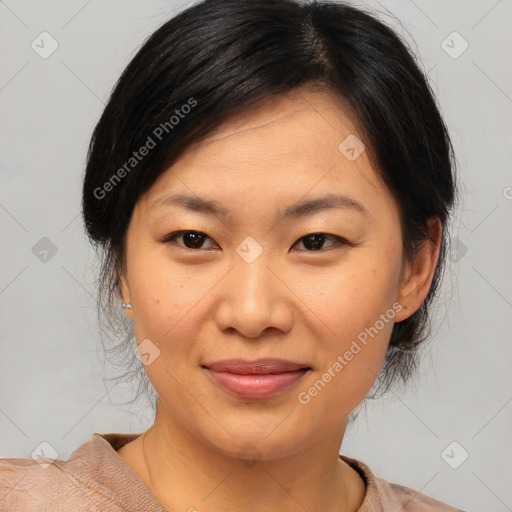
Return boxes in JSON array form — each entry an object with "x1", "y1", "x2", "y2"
[
  {"x1": 292, "y1": 233, "x2": 347, "y2": 251},
  {"x1": 162, "y1": 231, "x2": 218, "y2": 250}
]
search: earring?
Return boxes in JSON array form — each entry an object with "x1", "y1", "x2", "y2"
[{"x1": 122, "y1": 302, "x2": 132, "y2": 309}]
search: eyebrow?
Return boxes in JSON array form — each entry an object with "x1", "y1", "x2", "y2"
[{"x1": 150, "y1": 192, "x2": 368, "y2": 219}]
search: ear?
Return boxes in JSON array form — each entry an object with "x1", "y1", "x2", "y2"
[
  {"x1": 394, "y1": 216, "x2": 443, "y2": 323},
  {"x1": 119, "y1": 271, "x2": 134, "y2": 320}
]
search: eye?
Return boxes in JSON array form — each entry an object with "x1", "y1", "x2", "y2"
[
  {"x1": 161, "y1": 230, "x2": 349, "y2": 252},
  {"x1": 161, "y1": 230, "x2": 219, "y2": 250},
  {"x1": 291, "y1": 233, "x2": 348, "y2": 252}
]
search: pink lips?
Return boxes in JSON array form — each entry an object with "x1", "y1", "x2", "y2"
[{"x1": 203, "y1": 358, "x2": 311, "y2": 399}]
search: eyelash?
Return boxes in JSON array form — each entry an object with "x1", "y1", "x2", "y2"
[{"x1": 161, "y1": 230, "x2": 350, "y2": 252}]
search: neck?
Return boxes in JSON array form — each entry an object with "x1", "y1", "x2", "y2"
[{"x1": 122, "y1": 399, "x2": 365, "y2": 512}]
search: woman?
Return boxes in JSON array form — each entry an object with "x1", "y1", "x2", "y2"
[{"x1": 0, "y1": 0, "x2": 464, "y2": 510}]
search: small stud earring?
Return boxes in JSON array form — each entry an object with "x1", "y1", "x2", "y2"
[{"x1": 122, "y1": 302, "x2": 132, "y2": 309}]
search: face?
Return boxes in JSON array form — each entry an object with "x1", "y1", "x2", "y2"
[{"x1": 120, "y1": 88, "x2": 433, "y2": 460}]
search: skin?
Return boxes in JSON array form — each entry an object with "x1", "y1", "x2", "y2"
[{"x1": 116, "y1": 87, "x2": 442, "y2": 512}]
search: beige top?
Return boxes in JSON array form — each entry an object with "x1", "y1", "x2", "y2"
[{"x1": 0, "y1": 432, "x2": 464, "y2": 511}]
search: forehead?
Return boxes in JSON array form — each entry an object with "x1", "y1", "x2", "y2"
[
  {"x1": 139, "y1": 89, "x2": 395, "y2": 220},
  {"x1": 187, "y1": 88, "x2": 360, "y2": 155}
]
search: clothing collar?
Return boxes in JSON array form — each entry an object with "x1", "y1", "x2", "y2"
[{"x1": 65, "y1": 432, "x2": 383, "y2": 511}]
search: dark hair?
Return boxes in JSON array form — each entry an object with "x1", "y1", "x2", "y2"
[{"x1": 82, "y1": 0, "x2": 457, "y2": 409}]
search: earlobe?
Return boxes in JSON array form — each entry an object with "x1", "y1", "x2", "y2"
[
  {"x1": 394, "y1": 217, "x2": 442, "y2": 323},
  {"x1": 119, "y1": 273, "x2": 133, "y2": 318}
]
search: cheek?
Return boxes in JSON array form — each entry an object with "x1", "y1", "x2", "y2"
[
  {"x1": 297, "y1": 260, "x2": 399, "y2": 410},
  {"x1": 128, "y1": 264, "x2": 207, "y2": 399},
  {"x1": 126, "y1": 251, "x2": 227, "y2": 382},
  {"x1": 307, "y1": 254, "x2": 400, "y2": 344},
  {"x1": 297, "y1": 304, "x2": 394, "y2": 421},
  {"x1": 128, "y1": 250, "x2": 205, "y2": 332}
]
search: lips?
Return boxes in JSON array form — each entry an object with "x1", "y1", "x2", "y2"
[
  {"x1": 202, "y1": 358, "x2": 311, "y2": 399},
  {"x1": 203, "y1": 358, "x2": 311, "y2": 374}
]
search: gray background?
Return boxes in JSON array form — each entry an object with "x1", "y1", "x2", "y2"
[{"x1": 1, "y1": 1, "x2": 511, "y2": 510}]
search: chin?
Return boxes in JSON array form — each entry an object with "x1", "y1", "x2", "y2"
[{"x1": 194, "y1": 417, "x2": 316, "y2": 463}]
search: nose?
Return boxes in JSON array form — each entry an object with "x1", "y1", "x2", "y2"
[{"x1": 213, "y1": 250, "x2": 294, "y2": 339}]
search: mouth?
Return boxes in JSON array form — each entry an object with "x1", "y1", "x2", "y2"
[{"x1": 201, "y1": 358, "x2": 312, "y2": 399}]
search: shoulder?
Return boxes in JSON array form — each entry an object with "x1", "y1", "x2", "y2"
[
  {"x1": 375, "y1": 477, "x2": 466, "y2": 511},
  {"x1": 339, "y1": 454, "x2": 466, "y2": 512},
  {"x1": 0, "y1": 433, "x2": 140, "y2": 511},
  {"x1": 0, "y1": 456, "x2": 83, "y2": 510}
]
